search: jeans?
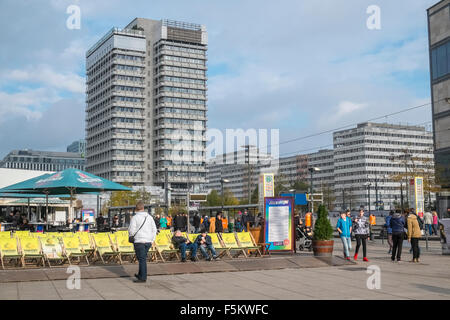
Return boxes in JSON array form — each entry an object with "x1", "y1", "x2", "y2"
[
  {"x1": 411, "y1": 238, "x2": 420, "y2": 259},
  {"x1": 134, "y1": 242, "x2": 151, "y2": 281},
  {"x1": 340, "y1": 236, "x2": 352, "y2": 258},
  {"x1": 387, "y1": 233, "x2": 393, "y2": 250},
  {"x1": 355, "y1": 234, "x2": 368, "y2": 258},
  {"x1": 179, "y1": 242, "x2": 198, "y2": 260},
  {"x1": 425, "y1": 224, "x2": 432, "y2": 236},
  {"x1": 199, "y1": 244, "x2": 217, "y2": 259},
  {"x1": 432, "y1": 224, "x2": 438, "y2": 235},
  {"x1": 391, "y1": 232, "x2": 403, "y2": 261}
]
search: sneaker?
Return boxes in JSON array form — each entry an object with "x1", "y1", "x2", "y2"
[
  {"x1": 388, "y1": 249, "x2": 392, "y2": 254},
  {"x1": 363, "y1": 257, "x2": 369, "y2": 262},
  {"x1": 353, "y1": 254, "x2": 358, "y2": 260},
  {"x1": 133, "y1": 279, "x2": 146, "y2": 283},
  {"x1": 190, "y1": 257, "x2": 197, "y2": 262},
  {"x1": 213, "y1": 256, "x2": 220, "y2": 260},
  {"x1": 206, "y1": 257, "x2": 212, "y2": 261},
  {"x1": 346, "y1": 257, "x2": 351, "y2": 261},
  {"x1": 181, "y1": 258, "x2": 186, "y2": 262}
]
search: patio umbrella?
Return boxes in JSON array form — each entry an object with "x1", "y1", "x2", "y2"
[{"x1": 0, "y1": 168, "x2": 131, "y2": 220}]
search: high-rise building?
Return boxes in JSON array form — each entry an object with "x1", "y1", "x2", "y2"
[
  {"x1": 333, "y1": 122, "x2": 434, "y2": 211},
  {"x1": 0, "y1": 149, "x2": 85, "y2": 171},
  {"x1": 428, "y1": 0, "x2": 450, "y2": 214},
  {"x1": 85, "y1": 19, "x2": 208, "y2": 200},
  {"x1": 67, "y1": 139, "x2": 86, "y2": 155}
]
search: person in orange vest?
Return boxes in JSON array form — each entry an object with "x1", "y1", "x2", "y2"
[
  {"x1": 369, "y1": 213, "x2": 376, "y2": 241},
  {"x1": 305, "y1": 211, "x2": 312, "y2": 228},
  {"x1": 222, "y1": 216, "x2": 228, "y2": 232},
  {"x1": 209, "y1": 216, "x2": 216, "y2": 233},
  {"x1": 166, "y1": 215, "x2": 172, "y2": 230}
]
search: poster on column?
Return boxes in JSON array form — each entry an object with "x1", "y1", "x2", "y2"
[{"x1": 264, "y1": 197, "x2": 294, "y2": 252}]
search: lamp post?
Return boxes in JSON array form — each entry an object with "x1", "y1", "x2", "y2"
[
  {"x1": 220, "y1": 178, "x2": 230, "y2": 214},
  {"x1": 308, "y1": 167, "x2": 320, "y2": 213},
  {"x1": 365, "y1": 182, "x2": 372, "y2": 213}
]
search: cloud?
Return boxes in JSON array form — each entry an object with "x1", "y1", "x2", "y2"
[{"x1": 2, "y1": 65, "x2": 85, "y2": 94}]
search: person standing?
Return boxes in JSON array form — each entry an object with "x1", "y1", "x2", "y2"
[
  {"x1": 384, "y1": 211, "x2": 394, "y2": 254},
  {"x1": 423, "y1": 211, "x2": 433, "y2": 236},
  {"x1": 96, "y1": 213, "x2": 105, "y2": 232},
  {"x1": 159, "y1": 215, "x2": 168, "y2": 230},
  {"x1": 353, "y1": 209, "x2": 370, "y2": 262},
  {"x1": 215, "y1": 213, "x2": 224, "y2": 234},
  {"x1": 153, "y1": 214, "x2": 161, "y2": 230},
  {"x1": 242, "y1": 211, "x2": 249, "y2": 232},
  {"x1": 369, "y1": 213, "x2": 376, "y2": 241},
  {"x1": 234, "y1": 216, "x2": 243, "y2": 232},
  {"x1": 407, "y1": 211, "x2": 422, "y2": 263},
  {"x1": 432, "y1": 211, "x2": 439, "y2": 235},
  {"x1": 193, "y1": 213, "x2": 201, "y2": 233},
  {"x1": 389, "y1": 210, "x2": 405, "y2": 262},
  {"x1": 128, "y1": 201, "x2": 157, "y2": 283},
  {"x1": 336, "y1": 212, "x2": 352, "y2": 260}
]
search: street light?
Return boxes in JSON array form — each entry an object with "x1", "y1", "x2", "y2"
[
  {"x1": 220, "y1": 178, "x2": 230, "y2": 214},
  {"x1": 308, "y1": 167, "x2": 320, "y2": 213}
]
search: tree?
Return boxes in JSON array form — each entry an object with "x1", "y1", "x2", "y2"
[
  {"x1": 223, "y1": 188, "x2": 239, "y2": 206},
  {"x1": 313, "y1": 204, "x2": 333, "y2": 241},
  {"x1": 322, "y1": 183, "x2": 336, "y2": 211},
  {"x1": 169, "y1": 205, "x2": 186, "y2": 216},
  {"x1": 206, "y1": 189, "x2": 221, "y2": 207}
]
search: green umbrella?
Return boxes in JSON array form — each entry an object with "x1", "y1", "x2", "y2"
[{"x1": 1, "y1": 168, "x2": 130, "y2": 220}]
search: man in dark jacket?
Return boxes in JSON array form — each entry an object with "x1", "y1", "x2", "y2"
[
  {"x1": 389, "y1": 210, "x2": 406, "y2": 262},
  {"x1": 171, "y1": 230, "x2": 198, "y2": 262},
  {"x1": 194, "y1": 231, "x2": 219, "y2": 261},
  {"x1": 193, "y1": 213, "x2": 201, "y2": 233},
  {"x1": 242, "y1": 211, "x2": 249, "y2": 231},
  {"x1": 215, "y1": 213, "x2": 224, "y2": 233},
  {"x1": 96, "y1": 214, "x2": 105, "y2": 232}
]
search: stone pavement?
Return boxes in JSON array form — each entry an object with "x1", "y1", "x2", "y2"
[{"x1": 0, "y1": 239, "x2": 449, "y2": 300}]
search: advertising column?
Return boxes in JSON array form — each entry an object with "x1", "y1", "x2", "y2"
[
  {"x1": 264, "y1": 197, "x2": 294, "y2": 252},
  {"x1": 409, "y1": 177, "x2": 424, "y2": 218}
]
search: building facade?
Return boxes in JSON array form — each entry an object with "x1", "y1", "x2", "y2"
[
  {"x1": 428, "y1": 0, "x2": 450, "y2": 214},
  {"x1": 85, "y1": 19, "x2": 208, "y2": 201},
  {"x1": 333, "y1": 122, "x2": 434, "y2": 211},
  {"x1": 67, "y1": 139, "x2": 87, "y2": 155},
  {"x1": 0, "y1": 150, "x2": 85, "y2": 171}
]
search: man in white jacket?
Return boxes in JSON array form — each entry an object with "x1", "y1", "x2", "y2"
[{"x1": 128, "y1": 201, "x2": 156, "y2": 283}]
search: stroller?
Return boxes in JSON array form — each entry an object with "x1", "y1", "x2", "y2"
[{"x1": 296, "y1": 225, "x2": 313, "y2": 251}]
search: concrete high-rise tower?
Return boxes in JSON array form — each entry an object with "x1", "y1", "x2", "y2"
[{"x1": 86, "y1": 18, "x2": 207, "y2": 202}]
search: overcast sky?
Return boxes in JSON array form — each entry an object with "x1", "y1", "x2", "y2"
[{"x1": 0, "y1": 0, "x2": 438, "y2": 159}]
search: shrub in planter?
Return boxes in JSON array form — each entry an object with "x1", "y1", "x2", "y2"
[{"x1": 312, "y1": 204, "x2": 334, "y2": 256}]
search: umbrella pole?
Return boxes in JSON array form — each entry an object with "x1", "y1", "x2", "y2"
[
  {"x1": 27, "y1": 198, "x2": 30, "y2": 220},
  {"x1": 46, "y1": 192, "x2": 49, "y2": 223}
]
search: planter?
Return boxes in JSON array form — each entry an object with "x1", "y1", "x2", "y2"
[{"x1": 312, "y1": 240, "x2": 334, "y2": 257}]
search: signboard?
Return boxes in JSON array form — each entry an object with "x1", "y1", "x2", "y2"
[
  {"x1": 440, "y1": 219, "x2": 450, "y2": 255},
  {"x1": 259, "y1": 173, "x2": 275, "y2": 212},
  {"x1": 264, "y1": 197, "x2": 294, "y2": 252},
  {"x1": 81, "y1": 209, "x2": 95, "y2": 223},
  {"x1": 409, "y1": 177, "x2": 424, "y2": 217}
]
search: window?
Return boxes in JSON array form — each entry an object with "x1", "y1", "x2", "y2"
[{"x1": 431, "y1": 40, "x2": 450, "y2": 81}]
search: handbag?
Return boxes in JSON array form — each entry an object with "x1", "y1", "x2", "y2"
[{"x1": 129, "y1": 215, "x2": 148, "y2": 244}]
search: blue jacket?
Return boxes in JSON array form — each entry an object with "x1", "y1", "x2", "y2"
[
  {"x1": 389, "y1": 213, "x2": 405, "y2": 233},
  {"x1": 336, "y1": 217, "x2": 352, "y2": 238},
  {"x1": 384, "y1": 215, "x2": 392, "y2": 234}
]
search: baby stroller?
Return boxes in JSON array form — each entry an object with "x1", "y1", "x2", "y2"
[{"x1": 296, "y1": 225, "x2": 312, "y2": 251}]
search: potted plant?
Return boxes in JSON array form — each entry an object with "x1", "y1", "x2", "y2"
[{"x1": 312, "y1": 204, "x2": 334, "y2": 256}]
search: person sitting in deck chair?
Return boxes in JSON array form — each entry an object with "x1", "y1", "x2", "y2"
[
  {"x1": 194, "y1": 230, "x2": 220, "y2": 261},
  {"x1": 171, "y1": 230, "x2": 198, "y2": 262}
]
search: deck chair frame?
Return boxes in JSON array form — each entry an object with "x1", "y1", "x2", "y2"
[
  {"x1": 92, "y1": 234, "x2": 120, "y2": 264},
  {"x1": 235, "y1": 232, "x2": 262, "y2": 257},
  {"x1": 208, "y1": 233, "x2": 231, "y2": 259},
  {"x1": 19, "y1": 237, "x2": 45, "y2": 268},
  {"x1": 39, "y1": 237, "x2": 67, "y2": 267},
  {"x1": 220, "y1": 233, "x2": 247, "y2": 258},
  {"x1": 155, "y1": 233, "x2": 179, "y2": 262},
  {"x1": 62, "y1": 237, "x2": 89, "y2": 266}
]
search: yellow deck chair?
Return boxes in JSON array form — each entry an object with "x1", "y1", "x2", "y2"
[
  {"x1": 235, "y1": 232, "x2": 262, "y2": 257},
  {"x1": 154, "y1": 232, "x2": 179, "y2": 262},
  {"x1": 62, "y1": 237, "x2": 89, "y2": 265},
  {"x1": 220, "y1": 233, "x2": 246, "y2": 258},
  {"x1": 0, "y1": 237, "x2": 22, "y2": 269},
  {"x1": 188, "y1": 233, "x2": 199, "y2": 243},
  {"x1": 45, "y1": 232, "x2": 62, "y2": 239},
  {"x1": 115, "y1": 230, "x2": 129, "y2": 237},
  {"x1": 0, "y1": 231, "x2": 11, "y2": 239},
  {"x1": 92, "y1": 233, "x2": 119, "y2": 264},
  {"x1": 19, "y1": 237, "x2": 45, "y2": 267},
  {"x1": 39, "y1": 236, "x2": 67, "y2": 267},
  {"x1": 77, "y1": 232, "x2": 94, "y2": 256},
  {"x1": 208, "y1": 233, "x2": 230, "y2": 258},
  {"x1": 158, "y1": 229, "x2": 173, "y2": 241},
  {"x1": 113, "y1": 234, "x2": 136, "y2": 264},
  {"x1": 14, "y1": 231, "x2": 31, "y2": 238},
  {"x1": 61, "y1": 232, "x2": 75, "y2": 238}
]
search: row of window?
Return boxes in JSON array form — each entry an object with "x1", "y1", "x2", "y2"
[
  {"x1": 159, "y1": 97, "x2": 206, "y2": 105},
  {"x1": 115, "y1": 64, "x2": 144, "y2": 72},
  {"x1": 158, "y1": 118, "x2": 205, "y2": 126},
  {"x1": 159, "y1": 76, "x2": 205, "y2": 85},
  {"x1": 114, "y1": 54, "x2": 144, "y2": 62},
  {"x1": 113, "y1": 107, "x2": 143, "y2": 114},
  {"x1": 157, "y1": 139, "x2": 205, "y2": 146},
  {"x1": 113, "y1": 139, "x2": 143, "y2": 145},
  {"x1": 335, "y1": 131, "x2": 431, "y2": 140},
  {"x1": 160, "y1": 55, "x2": 205, "y2": 65},
  {"x1": 113, "y1": 85, "x2": 144, "y2": 92},
  {"x1": 113, "y1": 75, "x2": 144, "y2": 82},
  {"x1": 159, "y1": 45, "x2": 205, "y2": 55},
  {"x1": 158, "y1": 86, "x2": 205, "y2": 95},
  {"x1": 157, "y1": 128, "x2": 205, "y2": 136},
  {"x1": 160, "y1": 65, "x2": 205, "y2": 75},
  {"x1": 113, "y1": 96, "x2": 144, "y2": 103},
  {"x1": 157, "y1": 107, "x2": 205, "y2": 116}
]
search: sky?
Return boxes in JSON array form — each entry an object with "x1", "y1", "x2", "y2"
[{"x1": 0, "y1": 0, "x2": 439, "y2": 160}]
